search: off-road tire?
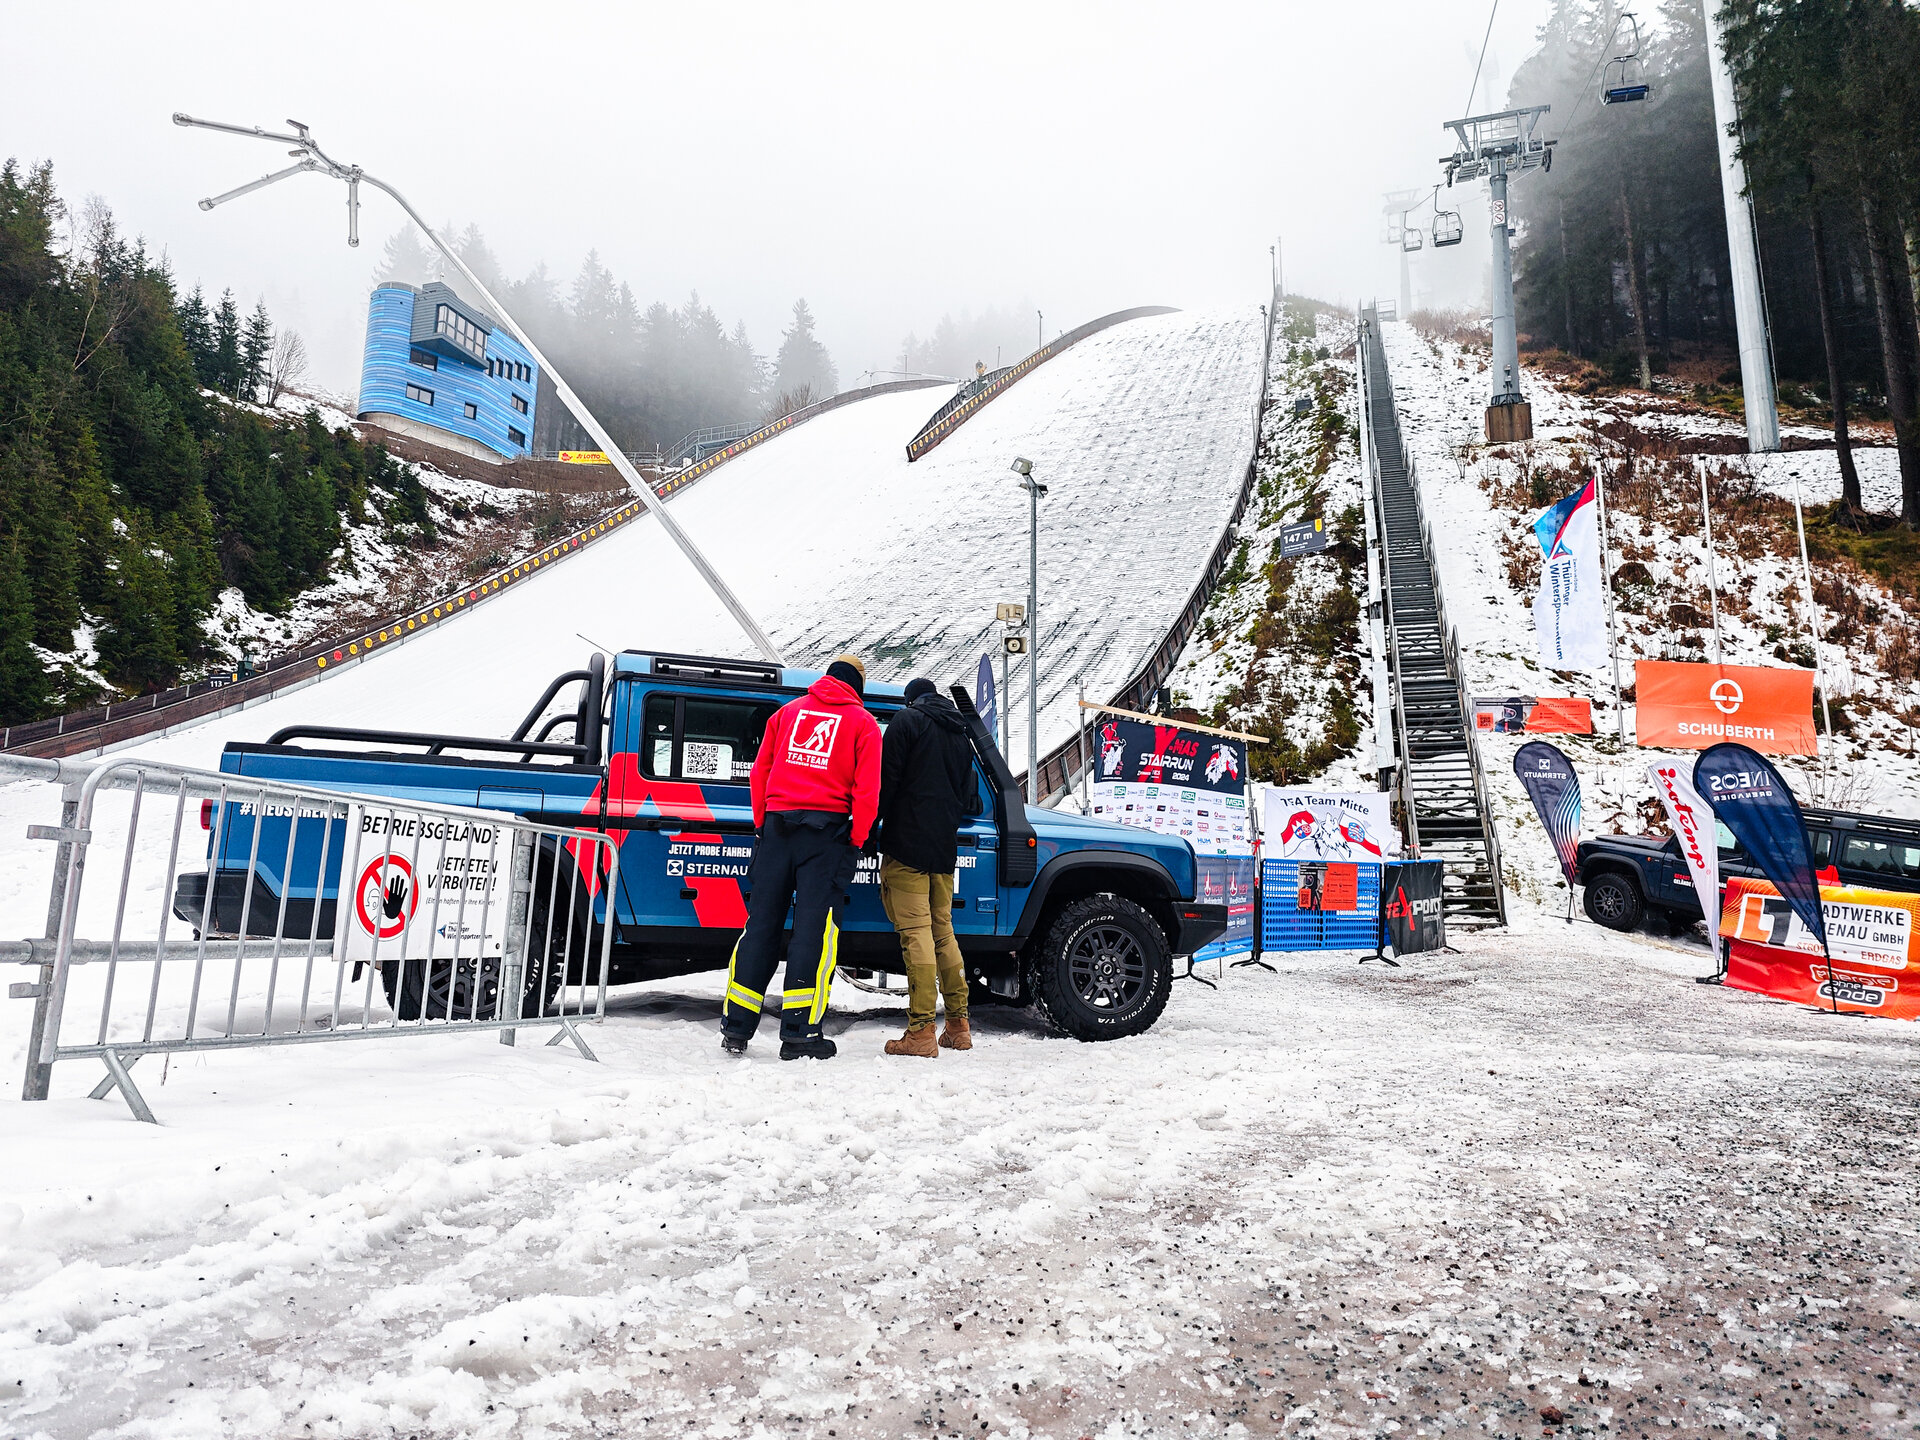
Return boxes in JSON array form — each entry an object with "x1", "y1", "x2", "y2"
[
  {"x1": 1582, "y1": 871, "x2": 1643, "y2": 932},
  {"x1": 1030, "y1": 894, "x2": 1172, "y2": 1042},
  {"x1": 381, "y1": 882, "x2": 575, "y2": 1021}
]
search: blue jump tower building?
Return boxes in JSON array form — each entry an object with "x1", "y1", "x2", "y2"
[{"x1": 357, "y1": 281, "x2": 539, "y2": 462}]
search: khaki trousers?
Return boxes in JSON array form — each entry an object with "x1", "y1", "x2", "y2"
[{"x1": 879, "y1": 857, "x2": 968, "y2": 1031}]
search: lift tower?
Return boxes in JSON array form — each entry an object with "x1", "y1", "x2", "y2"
[
  {"x1": 1440, "y1": 105, "x2": 1554, "y2": 442},
  {"x1": 1381, "y1": 188, "x2": 1426, "y2": 319}
]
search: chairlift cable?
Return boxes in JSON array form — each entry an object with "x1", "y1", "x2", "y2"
[
  {"x1": 1464, "y1": 0, "x2": 1502, "y2": 116},
  {"x1": 1554, "y1": 8, "x2": 1629, "y2": 144}
]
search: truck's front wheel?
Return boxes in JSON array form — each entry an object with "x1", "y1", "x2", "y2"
[
  {"x1": 1031, "y1": 895, "x2": 1172, "y2": 1042},
  {"x1": 1582, "y1": 871, "x2": 1643, "y2": 931}
]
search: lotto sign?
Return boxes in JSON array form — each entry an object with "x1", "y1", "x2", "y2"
[
  {"x1": 1720, "y1": 875, "x2": 1920, "y2": 1019},
  {"x1": 342, "y1": 807, "x2": 509, "y2": 962}
]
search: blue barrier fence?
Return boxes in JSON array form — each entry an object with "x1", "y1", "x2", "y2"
[{"x1": 1260, "y1": 860, "x2": 1382, "y2": 952}]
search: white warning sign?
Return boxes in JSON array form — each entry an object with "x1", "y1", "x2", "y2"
[{"x1": 341, "y1": 806, "x2": 510, "y2": 962}]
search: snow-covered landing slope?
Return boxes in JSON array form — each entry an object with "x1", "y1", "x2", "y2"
[{"x1": 0, "y1": 309, "x2": 1264, "y2": 939}]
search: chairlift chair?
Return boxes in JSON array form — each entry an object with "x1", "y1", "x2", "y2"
[
  {"x1": 1432, "y1": 210, "x2": 1464, "y2": 247},
  {"x1": 1402, "y1": 227, "x2": 1425, "y2": 252},
  {"x1": 1602, "y1": 12, "x2": 1651, "y2": 104}
]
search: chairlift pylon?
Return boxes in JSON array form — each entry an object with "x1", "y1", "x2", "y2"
[
  {"x1": 1602, "y1": 11, "x2": 1651, "y2": 104},
  {"x1": 1432, "y1": 210, "x2": 1464, "y2": 247}
]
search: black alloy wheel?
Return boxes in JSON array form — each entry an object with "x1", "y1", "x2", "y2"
[
  {"x1": 1582, "y1": 871, "x2": 1643, "y2": 932},
  {"x1": 1031, "y1": 894, "x2": 1172, "y2": 1041}
]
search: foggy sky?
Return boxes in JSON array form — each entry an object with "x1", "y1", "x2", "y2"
[{"x1": 5, "y1": 1, "x2": 1552, "y2": 398}]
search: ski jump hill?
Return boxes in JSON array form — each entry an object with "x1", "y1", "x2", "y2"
[{"x1": 8, "y1": 306, "x2": 1270, "y2": 795}]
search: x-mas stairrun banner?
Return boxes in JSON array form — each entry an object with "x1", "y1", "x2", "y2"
[
  {"x1": 1531, "y1": 478, "x2": 1609, "y2": 671},
  {"x1": 1513, "y1": 741, "x2": 1582, "y2": 888},
  {"x1": 1095, "y1": 718, "x2": 1246, "y2": 791},
  {"x1": 1636, "y1": 660, "x2": 1817, "y2": 756},
  {"x1": 1719, "y1": 876, "x2": 1920, "y2": 1017}
]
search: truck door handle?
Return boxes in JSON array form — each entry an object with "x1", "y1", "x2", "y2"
[{"x1": 680, "y1": 887, "x2": 698, "y2": 900}]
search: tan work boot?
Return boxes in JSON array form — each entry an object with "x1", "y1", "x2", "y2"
[
  {"x1": 938, "y1": 1017, "x2": 972, "y2": 1050},
  {"x1": 884, "y1": 1024, "x2": 939, "y2": 1058}
]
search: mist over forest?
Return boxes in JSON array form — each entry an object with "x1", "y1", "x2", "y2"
[{"x1": 380, "y1": 225, "x2": 1039, "y2": 457}]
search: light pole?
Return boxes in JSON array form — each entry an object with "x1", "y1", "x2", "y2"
[
  {"x1": 172, "y1": 112, "x2": 784, "y2": 665},
  {"x1": 1012, "y1": 457, "x2": 1047, "y2": 804},
  {"x1": 1036, "y1": 310, "x2": 1043, "y2": 351}
]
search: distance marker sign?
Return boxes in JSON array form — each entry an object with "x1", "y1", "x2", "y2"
[{"x1": 1278, "y1": 517, "x2": 1329, "y2": 558}]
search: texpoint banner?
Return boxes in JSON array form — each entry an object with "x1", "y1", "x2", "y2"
[
  {"x1": 1648, "y1": 760, "x2": 1721, "y2": 931},
  {"x1": 1258, "y1": 787, "x2": 1399, "y2": 861},
  {"x1": 1721, "y1": 876, "x2": 1920, "y2": 1018},
  {"x1": 1636, "y1": 660, "x2": 1817, "y2": 755},
  {"x1": 1513, "y1": 741, "x2": 1582, "y2": 887},
  {"x1": 1531, "y1": 478, "x2": 1609, "y2": 670}
]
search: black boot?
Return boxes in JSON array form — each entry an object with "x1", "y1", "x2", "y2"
[
  {"x1": 780, "y1": 1034, "x2": 837, "y2": 1061},
  {"x1": 721, "y1": 1030, "x2": 750, "y2": 1055}
]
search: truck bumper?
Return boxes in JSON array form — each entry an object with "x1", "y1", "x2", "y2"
[{"x1": 1169, "y1": 902, "x2": 1230, "y2": 957}]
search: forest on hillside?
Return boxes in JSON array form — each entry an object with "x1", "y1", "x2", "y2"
[
  {"x1": 1502, "y1": 0, "x2": 1920, "y2": 526},
  {"x1": 0, "y1": 161, "x2": 436, "y2": 727}
]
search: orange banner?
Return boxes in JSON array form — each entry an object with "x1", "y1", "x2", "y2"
[
  {"x1": 558, "y1": 450, "x2": 611, "y2": 465},
  {"x1": 1720, "y1": 875, "x2": 1920, "y2": 1019},
  {"x1": 1635, "y1": 660, "x2": 1817, "y2": 755}
]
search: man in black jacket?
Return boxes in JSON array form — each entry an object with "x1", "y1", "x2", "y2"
[{"x1": 877, "y1": 678, "x2": 977, "y2": 1057}]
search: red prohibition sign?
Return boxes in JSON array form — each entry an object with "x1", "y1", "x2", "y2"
[{"x1": 354, "y1": 853, "x2": 418, "y2": 940}]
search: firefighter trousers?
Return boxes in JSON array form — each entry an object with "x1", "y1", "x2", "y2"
[{"x1": 723, "y1": 810, "x2": 857, "y2": 1043}]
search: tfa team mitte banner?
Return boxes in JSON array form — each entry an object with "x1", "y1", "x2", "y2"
[
  {"x1": 1258, "y1": 787, "x2": 1399, "y2": 861},
  {"x1": 1095, "y1": 718, "x2": 1246, "y2": 792}
]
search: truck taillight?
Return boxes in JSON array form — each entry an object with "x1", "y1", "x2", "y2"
[{"x1": 199, "y1": 800, "x2": 214, "y2": 830}]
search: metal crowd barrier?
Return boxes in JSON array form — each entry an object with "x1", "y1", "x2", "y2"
[{"x1": 1, "y1": 754, "x2": 617, "y2": 1122}]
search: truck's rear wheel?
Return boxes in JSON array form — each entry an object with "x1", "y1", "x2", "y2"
[
  {"x1": 1031, "y1": 895, "x2": 1171, "y2": 1041},
  {"x1": 1582, "y1": 871, "x2": 1643, "y2": 931},
  {"x1": 381, "y1": 884, "x2": 574, "y2": 1022}
]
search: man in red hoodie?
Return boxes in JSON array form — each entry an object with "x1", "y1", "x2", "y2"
[{"x1": 722, "y1": 654, "x2": 881, "y2": 1059}]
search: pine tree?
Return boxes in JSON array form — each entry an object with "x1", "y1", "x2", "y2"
[
  {"x1": 0, "y1": 535, "x2": 45, "y2": 720},
  {"x1": 373, "y1": 226, "x2": 434, "y2": 287},
  {"x1": 240, "y1": 299, "x2": 273, "y2": 402},
  {"x1": 774, "y1": 299, "x2": 838, "y2": 400},
  {"x1": 177, "y1": 284, "x2": 215, "y2": 385},
  {"x1": 212, "y1": 289, "x2": 242, "y2": 395}
]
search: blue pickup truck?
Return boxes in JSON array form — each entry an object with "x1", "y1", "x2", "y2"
[{"x1": 173, "y1": 650, "x2": 1227, "y2": 1041}]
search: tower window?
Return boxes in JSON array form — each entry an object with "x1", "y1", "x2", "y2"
[
  {"x1": 464, "y1": 401, "x2": 478, "y2": 419},
  {"x1": 511, "y1": 394, "x2": 529, "y2": 415},
  {"x1": 409, "y1": 347, "x2": 439, "y2": 370},
  {"x1": 405, "y1": 383, "x2": 434, "y2": 405},
  {"x1": 508, "y1": 426, "x2": 527, "y2": 448},
  {"x1": 434, "y1": 304, "x2": 486, "y2": 362}
]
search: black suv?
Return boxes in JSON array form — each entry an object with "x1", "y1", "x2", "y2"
[{"x1": 1575, "y1": 805, "x2": 1920, "y2": 932}]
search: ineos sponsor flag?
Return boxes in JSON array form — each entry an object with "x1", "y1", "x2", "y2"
[
  {"x1": 1636, "y1": 660, "x2": 1817, "y2": 755},
  {"x1": 1648, "y1": 761, "x2": 1721, "y2": 932},
  {"x1": 1691, "y1": 746, "x2": 1830, "y2": 998},
  {"x1": 975, "y1": 654, "x2": 996, "y2": 741},
  {"x1": 1531, "y1": 478, "x2": 1609, "y2": 670},
  {"x1": 341, "y1": 805, "x2": 509, "y2": 962},
  {"x1": 1513, "y1": 741, "x2": 1582, "y2": 887}
]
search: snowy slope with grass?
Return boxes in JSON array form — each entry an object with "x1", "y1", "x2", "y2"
[{"x1": 1379, "y1": 318, "x2": 1920, "y2": 913}]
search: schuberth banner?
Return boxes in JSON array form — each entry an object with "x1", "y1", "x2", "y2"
[
  {"x1": 1636, "y1": 661, "x2": 1817, "y2": 755},
  {"x1": 1513, "y1": 741, "x2": 1583, "y2": 887}
]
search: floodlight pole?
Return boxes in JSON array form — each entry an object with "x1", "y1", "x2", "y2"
[
  {"x1": 1012, "y1": 458, "x2": 1046, "y2": 804},
  {"x1": 1701, "y1": 5, "x2": 1781, "y2": 454},
  {"x1": 172, "y1": 112, "x2": 786, "y2": 666}
]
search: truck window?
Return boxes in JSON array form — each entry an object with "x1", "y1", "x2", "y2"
[
  {"x1": 682, "y1": 698, "x2": 778, "y2": 783},
  {"x1": 642, "y1": 694, "x2": 675, "y2": 778},
  {"x1": 1809, "y1": 830, "x2": 1833, "y2": 865},
  {"x1": 1714, "y1": 821, "x2": 1740, "y2": 854},
  {"x1": 1842, "y1": 834, "x2": 1920, "y2": 880}
]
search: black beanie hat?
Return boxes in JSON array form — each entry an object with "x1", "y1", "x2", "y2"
[
  {"x1": 826, "y1": 659, "x2": 865, "y2": 695},
  {"x1": 904, "y1": 677, "x2": 937, "y2": 703}
]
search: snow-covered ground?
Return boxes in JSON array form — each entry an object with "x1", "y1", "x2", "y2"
[
  {"x1": 2, "y1": 917, "x2": 1913, "y2": 1438},
  {"x1": 4, "y1": 309, "x2": 1917, "y2": 1439}
]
